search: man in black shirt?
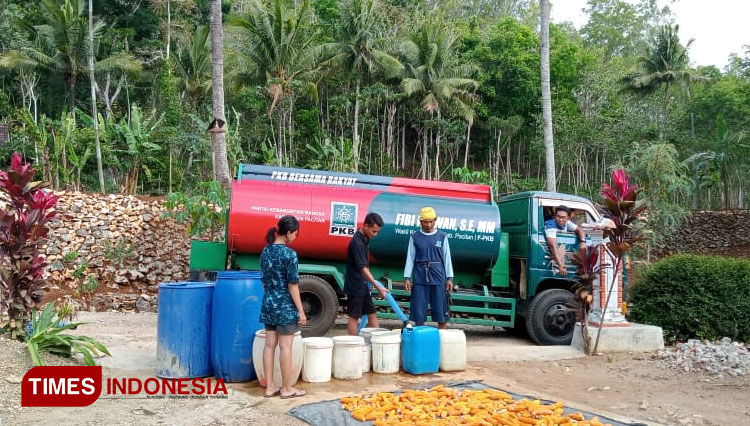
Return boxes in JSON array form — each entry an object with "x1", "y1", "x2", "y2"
[{"x1": 345, "y1": 212, "x2": 388, "y2": 335}]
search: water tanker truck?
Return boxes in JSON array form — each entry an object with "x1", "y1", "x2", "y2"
[{"x1": 189, "y1": 164, "x2": 613, "y2": 345}]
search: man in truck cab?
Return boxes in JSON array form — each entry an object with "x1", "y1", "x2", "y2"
[
  {"x1": 544, "y1": 205, "x2": 587, "y2": 276},
  {"x1": 404, "y1": 207, "x2": 455, "y2": 329}
]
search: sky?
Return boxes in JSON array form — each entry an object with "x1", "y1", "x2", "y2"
[{"x1": 551, "y1": 0, "x2": 750, "y2": 69}]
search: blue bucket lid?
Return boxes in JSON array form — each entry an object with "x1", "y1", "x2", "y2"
[
  {"x1": 217, "y1": 270, "x2": 262, "y2": 279},
  {"x1": 159, "y1": 281, "x2": 216, "y2": 289}
]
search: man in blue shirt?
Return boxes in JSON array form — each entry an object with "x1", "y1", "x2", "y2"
[
  {"x1": 544, "y1": 205, "x2": 586, "y2": 276},
  {"x1": 403, "y1": 207, "x2": 454, "y2": 329}
]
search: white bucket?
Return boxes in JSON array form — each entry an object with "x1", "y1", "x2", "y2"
[
  {"x1": 251, "y1": 329, "x2": 304, "y2": 388},
  {"x1": 372, "y1": 332, "x2": 401, "y2": 374},
  {"x1": 332, "y1": 336, "x2": 364, "y2": 380},
  {"x1": 360, "y1": 327, "x2": 388, "y2": 344},
  {"x1": 302, "y1": 337, "x2": 334, "y2": 383},
  {"x1": 361, "y1": 345, "x2": 372, "y2": 373},
  {"x1": 438, "y1": 329, "x2": 466, "y2": 371}
]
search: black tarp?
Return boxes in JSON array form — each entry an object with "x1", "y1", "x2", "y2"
[{"x1": 288, "y1": 381, "x2": 646, "y2": 426}]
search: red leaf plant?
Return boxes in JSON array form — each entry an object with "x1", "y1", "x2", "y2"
[
  {"x1": 591, "y1": 168, "x2": 647, "y2": 354},
  {"x1": 0, "y1": 153, "x2": 59, "y2": 339}
]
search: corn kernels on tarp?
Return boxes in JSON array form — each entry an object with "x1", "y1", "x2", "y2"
[{"x1": 288, "y1": 381, "x2": 644, "y2": 426}]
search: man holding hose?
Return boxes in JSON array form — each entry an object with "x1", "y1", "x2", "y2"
[
  {"x1": 404, "y1": 207, "x2": 454, "y2": 329},
  {"x1": 345, "y1": 212, "x2": 389, "y2": 335}
]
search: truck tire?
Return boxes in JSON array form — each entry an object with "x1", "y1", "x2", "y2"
[
  {"x1": 298, "y1": 275, "x2": 339, "y2": 337},
  {"x1": 526, "y1": 288, "x2": 576, "y2": 345}
]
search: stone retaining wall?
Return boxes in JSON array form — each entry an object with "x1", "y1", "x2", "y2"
[
  {"x1": 43, "y1": 192, "x2": 191, "y2": 297},
  {"x1": 654, "y1": 210, "x2": 750, "y2": 257}
]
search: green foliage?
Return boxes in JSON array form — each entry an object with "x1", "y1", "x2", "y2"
[
  {"x1": 56, "y1": 301, "x2": 75, "y2": 323},
  {"x1": 26, "y1": 303, "x2": 111, "y2": 366},
  {"x1": 1, "y1": 0, "x2": 750, "y2": 214},
  {"x1": 163, "y1": 180, "x2": 230, "y2": 241},
  {"x1": 305, "y1": 137, "x2": 356, "y2": 172},
  {"x1": 628, "y1": 142, "x2": 690, "y2": 237},
  {"x1": 103, "y1": 238, "x2": 137, "y2": 268},
  {"x1": 629, "y1": 255, "x2": 750, "y2": 342},
  {"x1": 62, "y1": 251, "x2": 79, "y2": 263},
  {"x1": 80, "y1": 276, "x2": 99, "y2": 297},
  {"x1": 451, "y1": 167, "x2": 495, "y2": 190},
  {"x1": 71, "y1": 262, "x2": 88, "y2": 280}
]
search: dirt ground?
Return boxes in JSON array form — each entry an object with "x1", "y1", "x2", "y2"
[{"x1": 2, "y1": 312, "x2": 749, "y2": 426}]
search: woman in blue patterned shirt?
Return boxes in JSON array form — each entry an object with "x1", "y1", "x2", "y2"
[{"x1": 260, "y1": 215, "x2": 307, "y2": 398}]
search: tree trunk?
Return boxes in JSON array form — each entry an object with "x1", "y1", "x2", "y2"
[
  {"x1": 660, "y1": 81, "x2": 671, "y2": 141},
  {"x1": 166, "y1": 0, "x2": 171, "y2": 60},
  {"x1": 540, "y1": 0, "x2": 556, "y2": 192},
  {"x1": 209, "y1": 0, "x2": 232, "y2": 188},
  {"x1": 89, "y1": 0, "x2": 105, "y2": 193},
  {"x1": 435, "y1": 110, "x2": 441, "y2": 180},
  {"x1": 68, "y1": 77, "x2": 76, "y2": 117},
  {"x1": 463, "y1": 119, "x2": 472, "y2": 168},
  {"x1": 353, "y1": 75, "x2": 361, "y2": 172}
]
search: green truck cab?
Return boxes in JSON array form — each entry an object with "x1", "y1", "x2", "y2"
[{"x1": 498, "y1": 191, "x2": 601, "y2": 345}]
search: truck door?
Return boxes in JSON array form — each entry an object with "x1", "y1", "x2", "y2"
[{"x1": 535, "y1": 200, "x2": 597, "y2": 278}]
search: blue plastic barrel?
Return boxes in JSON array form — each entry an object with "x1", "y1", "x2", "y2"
[
  {"x1": 402, "y1": 326, "x2": 440, "y2": 374},
  {"x1": 156, "y1": 282, "x2": 215, "y2": 378},
  {"x1": 210, "y1": 270, "x2": 265, "y2": 382}
]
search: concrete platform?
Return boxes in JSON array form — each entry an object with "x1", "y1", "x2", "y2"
[{"x1": 571, "y1": 322, "x2": 664, "y2": 354}]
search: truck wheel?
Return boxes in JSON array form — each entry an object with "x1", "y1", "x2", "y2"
[
  {"x1": 526, "y1": 289, "x2": 576, "y2": 345},
  {"x1": 298, "y1": 275, "x2": 339, "y2": 337}
]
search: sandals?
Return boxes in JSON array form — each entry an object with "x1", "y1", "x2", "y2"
[
  {"x1": 263, "y1": 389, "x2": 281, "y2": 398},
  {"x1": 279, "y1": 389, "x2": 306, "y2": 399}
]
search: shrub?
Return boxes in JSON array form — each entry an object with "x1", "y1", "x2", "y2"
[
  {"x1": 0, "y1": 153, "x2": 59, "y2": 339},
  {"x1": 628, "y1": 254, "x2": 750, "y2": 342},
  {"x1": 26, "y1": 303, "x2": 110, "y2": 366}
]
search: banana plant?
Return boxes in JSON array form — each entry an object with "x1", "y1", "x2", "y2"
[{"x1": 114, "y1": 105, "x2": 163, "y2": 194}]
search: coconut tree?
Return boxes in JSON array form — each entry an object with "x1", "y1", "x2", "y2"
[
  {"x1": 209, "y1": 0, "x2": 232, "y2": 188},
  {"x1": 226, "y1": 0, "x2": 318, "y2": 165},
  {"x1": 174, "y1": 25, "x2": 213, "y2": 108},
  {"x1": 316, "y1": 0, "x2": 403, "y2": 171},
  {"x1": 621, "y1": 24, "x2": 709, "y2": 140},
  {"x1": 0, "y1": 0, "x2": 140, "y2": 116},
  {"x1": 400, "y1": 21, "x2": 478, "y2": 179},
  {"x1": 540, "y1": 0, "x2": 556, "y2": 191}
]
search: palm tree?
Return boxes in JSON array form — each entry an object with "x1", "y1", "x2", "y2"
[
  {"x1": 621, "y1": 25, "x2": 709, "y2": 140},
  {"x1": 540, "y1": 0, "x2": 556, "y2": 192},
  {"x1": 316, "y1": 0, "x2": 403, "y2": 171},
  {"x1": 174, "y1": 24, "x2": 213, "y2": 108},
  {"x1": 400, "y1": 21, "x2": 478, "y2": 179},
  {"x1": 209, "y1": 0, "x2": 232, "y2": 188},
  {"x1": 226, "y1": 0, "x2": 318, "y2": 165},
  {"x1": 0, "y1": 0, "x2": 140, "y2": 116}
]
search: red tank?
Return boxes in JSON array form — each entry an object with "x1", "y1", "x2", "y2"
[{"x1": 227, "y1": 164, "x2": 501, "y2": 269}]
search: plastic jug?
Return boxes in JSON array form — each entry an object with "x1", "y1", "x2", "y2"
[{"x1": 401, "y1": 325, "x2": 440, "y2": 375}]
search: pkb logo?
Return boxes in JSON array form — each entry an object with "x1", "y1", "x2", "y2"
[{"x1": 330, "y1": 202, "x2": 358, "y2": 236}]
